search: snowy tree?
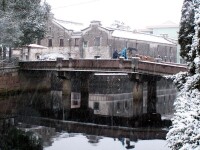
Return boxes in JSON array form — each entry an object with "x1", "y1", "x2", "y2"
[
  {"x1": 110, "y1": 20, "x2": 131, "y2": 31},
  {"x1": 0, "y1": 0, "x2": 50, "y2": 47},
  {"x1": 166, "y1": 0, "x2": 200, "y2": 149}
]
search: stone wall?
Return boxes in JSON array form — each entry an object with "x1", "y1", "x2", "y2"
[
  {"x1": 19, "y1": 70, "x2": 51, "y2": 92},
  {"x1": 39, "y1": 20, "x2": 177, "y2": 62},
  {"x1": 0, "y1": 68, "x2": 20, "y2": 94}
]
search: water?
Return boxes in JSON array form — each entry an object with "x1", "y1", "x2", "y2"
[{"x1": 44, "y1": 132, "x2": 170, "y2": 150}]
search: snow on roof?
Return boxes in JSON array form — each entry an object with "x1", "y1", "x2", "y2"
[
  {"x1": 147, "y1": 21, "x2": 179, "y2": 29},
  {"x1": 112, "y1": 30, "x2": 176, "y2": 45},
  {"x1": 53, "y1": 19, "x2": 85, "y2": 32},
  {"x1": 28, "y1": 44, "x2": 48, "y2": 49},
  {"x1": 39, "y1": 53, "x2": 68, "y2": 61}
]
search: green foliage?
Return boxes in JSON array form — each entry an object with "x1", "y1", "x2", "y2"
[
  {"x1": 0, "y1": 0, "x2": 51, "y2": 47},
  {"x1": 0, "y1": 127, "x2": 43, "y2": 150}
]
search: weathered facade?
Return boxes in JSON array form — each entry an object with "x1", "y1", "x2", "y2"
[{"x1": 38, "y1": 18, "x2": 177, "y2": 62}]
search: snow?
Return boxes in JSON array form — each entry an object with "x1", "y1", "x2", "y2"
[
  {"x1": 53, "y1": 19, "x2": 85, "y2": 32},
  {"x1": 39, "y1": 53, "x2": 68, "y2": 60},
  {"x1": 147, "y1": 21, "x2": 179, "y2": 29},
  {"x1": 28, "y1": 44, "x2": 48, "y2": 49},
  {"x1": 166, "y1": 1, "x2": 200, "y2": 149},
  {"x1": 112, "y1": 30, "x2": 175, "y2": 45}
]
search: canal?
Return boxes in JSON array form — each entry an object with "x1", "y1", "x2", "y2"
[
  {"x1": 0, "y1": 75, "x2": 174, "y2": 149},
  {"x1": 19, "y1": 124, "x2": 170, "y2": 150},
  {"x1": 44, "y1": 132, "x2": 169, "y2": 150}
]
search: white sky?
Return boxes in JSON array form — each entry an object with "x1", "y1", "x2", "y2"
[{"x1": 45, "y1": 0, "x2": 184, "y2": 29}]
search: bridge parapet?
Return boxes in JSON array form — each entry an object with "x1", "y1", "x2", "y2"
[
  {"x1": 19, "y1": 58, "x2": 187, "y2": 76},
  {"x1": 19, "y1": 58, "x2": 132, "y2": 72},
  {"x1": 136, "y1": 60, "x2": 187, "y2": 75}
]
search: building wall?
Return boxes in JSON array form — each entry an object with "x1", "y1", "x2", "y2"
[
  {"x1": 82, "y1": 23, "x2": 112, "y2": 58},
  {"x1": 40, "y1": 19, "x2": 71, "y2": 47},
  {"x1": 39, "y1": 20, "x2": 177, "y2": 63},
  {"x1": 152, "y1": 27, "x2": 178, "y2": 39},
  {"x1": 39, "y1": 18, "x2": 81, "y2": 59}
]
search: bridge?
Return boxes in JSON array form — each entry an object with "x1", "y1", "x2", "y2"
[
  {"x1": 17, "y1": 58, "x2": 187, "y2": 126},
  {"x1": 19, "y1": 57, "x2": 186, "y2": 76}
]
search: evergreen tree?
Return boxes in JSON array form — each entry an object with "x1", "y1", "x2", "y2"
[
  {"x1": 0, "y1": 0, "x2": 50, "y2": 47},
  {"x1": 178, "y1": 0, "x2": 196, "y2": 74},
  {"x1": 166, "y1": 0, "x2": 200, "y2": 149}
]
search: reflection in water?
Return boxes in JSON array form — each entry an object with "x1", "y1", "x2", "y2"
[
  {"x1": 44, "y1": 132, "x2": 170, "y2": 150},
  {"x1": 17, "y1": 124, "x2": 169, "y2": 150}
]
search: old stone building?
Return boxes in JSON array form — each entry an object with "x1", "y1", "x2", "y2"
[
  {"x1": 14, "y1": 17, "x2": 177, "y2": 120},
  {"x1": 39, "y1": 18, "x2": 177, "y2": 62}
]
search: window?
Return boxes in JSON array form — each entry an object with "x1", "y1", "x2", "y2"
[
  {"x1": 60, "y1": 39, "x2": 64, "y2": 47},
  {"x1": 124, "y1": 101, "x2": 129, "y2": 111},
  {"x1": 94, "y1": 102, "x2": 99, "y2": 110},
  {"x1": 94, "y1": 37, "x2": 100, "y2": 46},
  {"x1": 75, "y1": 38, "x2": 79, "y2": 46},
  {"x1": 117, "y1": 102, "x2": 121, "y2": 110},
  {"x1": 48, "y1": 39, "x2": 52, "y2": 47},
  {"x1": 83, "y1": 41, "x2": 88, "y2": 47},
  {"x1": 73, "y1": 100, "x2": 78, "y2": 105}
]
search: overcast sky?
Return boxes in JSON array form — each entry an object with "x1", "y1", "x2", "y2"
[{"x1": 45, "y1": 0, "x2": 184, "y2": 29}]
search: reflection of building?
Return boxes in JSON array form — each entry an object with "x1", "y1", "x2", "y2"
[
  {"x1": 86, "y1": 135, "x2": 102, "y2": 144},
  {"x1": 38, "y1": 18, "x2": 177, "y2": 63},
  {"x1": 88, "y1": 73, "x2": 133, "y2": 117}
]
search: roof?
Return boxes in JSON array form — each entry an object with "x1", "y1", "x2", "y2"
[
  {"x1": 52, "y1": 18, "x2": 86, "y2": 32},
  {"x1": 147, "y1": 21, "x2": 179, "y2": 29},
  {"x1": 111, "y1": 30, "x2": 176, "y2": 45},
  {"x1": 28, "y1": 44, "x2": 48, "y2": 49}
]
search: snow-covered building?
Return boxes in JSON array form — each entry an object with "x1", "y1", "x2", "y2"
[
  {"x1": 138, "y1": 21, "x2": 182, "y2": 63},
  {"x1": 38, "y1": 18, "x2": 177, "y2": 62}
]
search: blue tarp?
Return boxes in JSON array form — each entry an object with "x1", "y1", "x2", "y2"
[{"x1": 120, "y1": 48, "x2": 127, "y2": 59}]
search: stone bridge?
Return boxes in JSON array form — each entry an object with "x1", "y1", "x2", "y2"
[
  {"x1": 19, "y1": 57, "x2": 186, "y2": 76},
  {"x1": 18, "y1": 58, "x2": 187, "y2": 125}
]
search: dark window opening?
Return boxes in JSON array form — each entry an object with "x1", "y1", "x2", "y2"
[
  {"x1": 117, "y1": 102, "x2": 121, "y2": 111},
  {"x1": 60, "y1": 39, "x2": 64, "y2": 47},
  {"x1": 48, "y1": 39, "x2": 52, "y2": 47},
  {"x1": 83, "y1": 41, "x2": 88, "y2": 47},
  {"x1": 124, "y1": 101, "x2": 129, "y2": 110},
  {"x1": 73, "y1": 100, "x2": 78, "y2": 105},
  {"x1": 75, "y1": 38, "x2": 79, "y2": 46},
  {"x1": 94, "y1": 37, "x2": 100, "y2": 46},
  {"x1": 94, "y1": 102, "x2": 99, "y2": 110}
]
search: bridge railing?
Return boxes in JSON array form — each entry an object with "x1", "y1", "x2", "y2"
[
  {"x1": 19, "y1": 58, "x2": 187, "y2": 75},
  {"x1": 19, "y1": 58, "x2": 132, "y2": 71},
  {"x1": 136, "y1": 60, "x2": 187, "y2": 75}
]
